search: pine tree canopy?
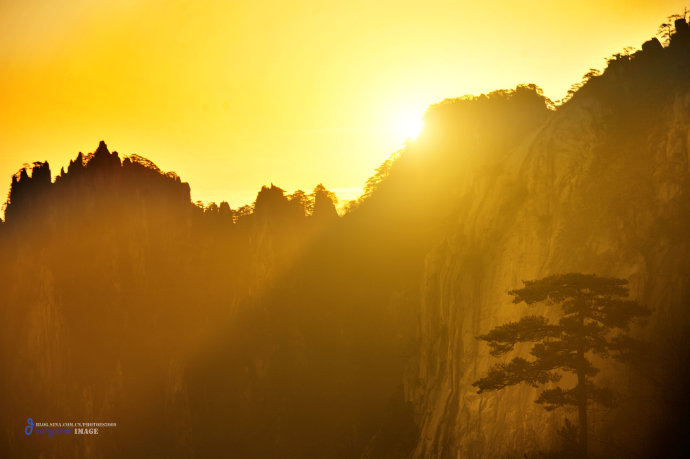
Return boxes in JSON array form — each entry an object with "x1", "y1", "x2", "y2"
[{"x1": 473, "y1": 273, "x2": 649, "y2": 407}]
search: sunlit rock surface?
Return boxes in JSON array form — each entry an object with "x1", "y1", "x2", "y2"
[{"x1": 406, "y1": 75, "x2": 690, "y2": 457}]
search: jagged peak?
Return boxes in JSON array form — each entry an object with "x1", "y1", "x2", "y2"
[
  {"x1": 95, "y1": 140, "x2": 109, "y2": 155},
  {"x1": 11, "y1": 161, "x2": 51, "y2": 183},
  {"x1": 123, "y1": 154, "x2": 163, "y2": 173}
]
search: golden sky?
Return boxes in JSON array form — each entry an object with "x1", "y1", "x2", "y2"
[{"x1": 0, "y1": 0, "x2": 685, "y2": 209}]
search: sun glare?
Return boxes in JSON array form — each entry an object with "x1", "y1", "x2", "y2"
[{"x1": 391, "y1": 110, "x2": 425, "y2": 143}]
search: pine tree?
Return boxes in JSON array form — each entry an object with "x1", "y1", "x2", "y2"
[{"x1": 473, "y1": 273, "x2": 649, "y2": 458}]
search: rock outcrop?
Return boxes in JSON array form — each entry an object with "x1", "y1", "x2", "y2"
[{"x1": 405, "y1": 25, "x2": 690, "y2": 457}]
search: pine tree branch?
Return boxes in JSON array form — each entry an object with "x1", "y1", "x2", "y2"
[
  {"x1": 536, "y1": 386, "x2": 579, "y2": 410},
  {"x1": 472, "y1": 357, "x2": 560, "y2": 393},
  {"x1": 477, "y1": 315, "x2": 560, "y2": 356}
]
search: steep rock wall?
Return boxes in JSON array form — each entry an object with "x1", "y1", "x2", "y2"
[{"x1": 406, "y1": 91, "x2": 690, "y2": 457}]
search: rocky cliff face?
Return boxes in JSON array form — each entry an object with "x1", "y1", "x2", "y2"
[
  {"x1": 0, "y1": 144, "x2": 341, "y2": 458},
  {"x1": 405, "y1": 80, "x2": 690, "y2": 457}
]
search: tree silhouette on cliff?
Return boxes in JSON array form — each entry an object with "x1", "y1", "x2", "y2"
[{"x1": 473, "y1": 274, "x2": 649, "y2": 458}]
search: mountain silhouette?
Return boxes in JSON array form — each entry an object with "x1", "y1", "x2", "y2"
[{"x1": 2, "y1": 16, "x2": 690, "y2": 459}]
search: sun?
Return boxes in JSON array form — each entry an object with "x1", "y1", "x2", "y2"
[
  {"x1": 401, "y1": 115, "x2": 425, "y2": 140},
  {"x1": 390, "y1": 108, "x2": 425, "y2": 143}
]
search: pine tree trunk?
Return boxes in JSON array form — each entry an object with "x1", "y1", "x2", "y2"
[
  {"x1": 577, "y1": 369, "x2": 588, "y2": 459},
  {"x1": 577, "y1": 306, "x2": 588, "y2": 458}
]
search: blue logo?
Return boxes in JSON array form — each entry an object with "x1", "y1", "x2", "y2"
[{"x1": 25, "y1": 418, "x2": 33, "y2": 435}]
